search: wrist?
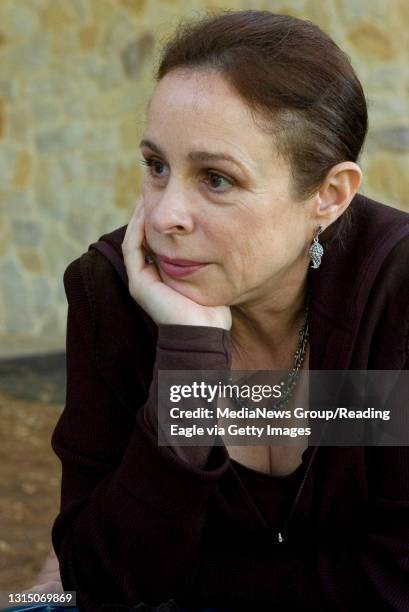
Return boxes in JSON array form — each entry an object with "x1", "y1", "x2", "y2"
[{"x1": 157, "y1": 324, "x2": 231, "y2": 355}]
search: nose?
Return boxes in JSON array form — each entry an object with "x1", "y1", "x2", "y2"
[{"x1": 148, "y1": 182, "x2": 194, "y2": 235}]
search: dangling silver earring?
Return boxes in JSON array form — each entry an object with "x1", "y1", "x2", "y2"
[{"x1": 309, "y1": 225, "x2": 324, "y2": 269}]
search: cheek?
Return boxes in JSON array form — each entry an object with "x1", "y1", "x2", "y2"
[
  {"x1": 220, "y1": 233, "x2": 262, "y2": 293},
  {"x1": 226, "y1": 214, "x2": 294, "y2": 282}
]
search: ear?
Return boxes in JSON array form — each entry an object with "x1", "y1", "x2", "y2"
[{"x1": 314, "y1": 162, "x2": 362, "y2": 225}]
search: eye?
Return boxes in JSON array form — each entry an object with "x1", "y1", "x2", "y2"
[
  {"x1": 140, "y1": 157, "x2": 235, "y2": 194},
  {"x1": 204, "y1": 171, "x2": 234, "y2": 193},
  {"x1": 140, "y1": 157, "x2": 169, "y2": 178}
]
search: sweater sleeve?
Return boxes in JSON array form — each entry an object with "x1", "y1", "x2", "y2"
[
  {"x1": 51, "y1": 258, "x2": 231, "y2": 611},
  {"x1": 143, "y1": 324, "x2": 232, "y2": 469}
]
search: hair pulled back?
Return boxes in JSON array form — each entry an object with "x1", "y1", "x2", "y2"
[{"x1": 155, "y1": 9, "x2": 367, "y2": 225}]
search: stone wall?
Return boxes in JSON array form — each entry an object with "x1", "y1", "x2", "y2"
[{"x1": 0, "y1": 0, "x2": 408, "y2": 355}]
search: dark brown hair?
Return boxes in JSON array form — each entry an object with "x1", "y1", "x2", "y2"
[{"x1": 155, "y1": 9, "x2": 368, "y2": 232}]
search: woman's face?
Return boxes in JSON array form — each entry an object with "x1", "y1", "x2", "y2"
[{"x1": 141, "y1": 69, "x2": 314, "y2": 307}]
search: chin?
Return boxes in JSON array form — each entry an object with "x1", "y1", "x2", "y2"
[{"x1": 164, "y1": 279, "x2": 226, "y2": 307}]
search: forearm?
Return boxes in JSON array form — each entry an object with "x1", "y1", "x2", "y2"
[
  {"x1": 143, "y1": 324, "x2": 232, "y2": 468},
  {"x1": 53, "y1": 405, "x2": 230, "y2": 610},
  {"x1": 53, "y1": 262, "x2": 231, "y2": 610}
]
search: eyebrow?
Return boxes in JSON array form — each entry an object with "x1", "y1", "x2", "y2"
[{"x1": 139, "y1": 138, "x2": 249, "y2": 173}]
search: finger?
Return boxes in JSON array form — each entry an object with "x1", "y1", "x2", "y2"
[
  {"x1": 122, "y1": 197, "x2": 143, "y2": 251},
  {"x1": 122, "y1": 198, "x2": 146, "y2": 271}
]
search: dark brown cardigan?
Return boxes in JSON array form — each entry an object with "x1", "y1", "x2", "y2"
[{"x1": 51, "y1": 193, "x2": 409, "y2": 611}]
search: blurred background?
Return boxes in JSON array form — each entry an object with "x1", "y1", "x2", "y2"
[{"x1": 0, "y1": 0, "x2": 408, "y2": 596}]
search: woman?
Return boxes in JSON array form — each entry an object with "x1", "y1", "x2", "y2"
[{"x1": 51, "y1": 10, "x2": 409, "y2": 611}]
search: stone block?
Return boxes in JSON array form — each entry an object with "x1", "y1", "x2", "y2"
[
  {"x1": 77, "y1": 182, "x2": 114, "y2": 210},
  {"x1": 42, "y1": 225, "x2": 80, "y2": 277},
  {"x1": 83, "y1": 122, "x2": 120, "y2": 152},
  {"x1": 0, "y1": 190, "x2": 33, "y2": 214},
  {"x1": 49, "y1": 151, "x2": 86, "y2": 182},
  {"x1": 55, "y1": 154, "x2": 84, "y2": 182},
  {"x1": 41, "y1": 0, "x2": 76, "y2": 30},
  {"x1": 40, "y1": 307, "x2": 61, "y2": 336},
  {"x1": 32, "y1": 98, "x2": 62, "y2": 124},
  {"x1": 0, "y1": 145, "x2": 17, "y2": 187},
  {"x1": 84, "y1": 158, "x2": 116, "y2": 182},
  {"x1": 12, "y1": 218, "x2": 43, "y2": 248},
  {"x1": 35, "y1": 121, "x2": 85, "y2": 154},
  {"x1": 7, "y1": 4, "x2": 41, "y2": 37},
  {"x1": 78, "y1": 55, "x2": 106, "y2": 82},
  {"x1": 0, "y1": 291, "x2": 6, "y2": 331},
  {"x1": 90, "y1": 0, "x2": 116, "y2": 27},
  {"x1": 30, "y1": 276, "x2": 53, "y2": 317},
  {"x1": 367, "y1": 63, "x2": 409, "y2": 91},
  {"x1": 335, "y1": 0, "x2": 392, "y2": 22},
  {"x1": 87, "y1": 86, "x2": 142, "y2": 118},
  {"x1": 367, "y1": 126, "x2": 409, "y2": 152},
  {"x1": 63, "y1": 91, "x2": 87, "y2": 118},
  {"x1": 0, "y1": 215, "x2": 10, "y2": 257},
  {"x1": 79, "y1": 25, "x2": 99, "y2": 51},
  {"x1": 6, "y1": 105, "x2": 30, "y2": 144},
  {"x1": 103, "y1": 12, "x2": 138, "y2": 54},
  {"x1": 24, "y1": 0, "x2": 47, "y2": 10},
  {"x1": 0, "y1": 80, "x2": 18, "y2": 101},
  {"x1": 302, "y1": 0, "x2": 335, "y2": 33},
  {"x1": 55, "y1": 278, "x2": 66, "y2": 304},
  {"x1": 4, "y1": 36, "x2": 49, "y2": 73},
  {"x1": 366, "y1": 153, "x2": 409, "y2": 206},
  {"x1": 115, "y1": 162, "x2": 141, "y2": 210},
  {"x1": 95, "y1": 56, "x2": 127, "y2": 90},
  {"x1": 122, "y1": 33, "x2": 154, "y2": 80},
  {"x1": 0, "y1": 97, "x2": 4, "y2": 139},
  {"x1": 120, "y1": 0, "x2": 147, "y2": 16},
  {"x1": 366, "y1": 94, "x2": 409, "y2": 125},
  {"x1": 97, "y1": 209, "x2": 127, "y2": 237},
  {"x1": 121, "y1": 115, "x2": 144, "y2": 151},
  {"x1": 66, "y1": 207, "x2": 96, "y2": 245},
  {"x1": 25, "y1": 73, "x2": 79, "y2": 101},
  {"x1": 347, "y1": 24, "x2": 397, "y2": 63},
  {"x1": 35, "y1": 182, "x2": 73, "y2": 220},
  {"x1": 14, "y1": 151, "x2": 32, "y2": 189},
  {"x1": 70, "y1": 0, "x2": 91, "y2": 23},
  {"x1": 0, "y1": 259, "x2": 34, "y2": 333},
  {"x1": 17, "y1": 248, "x2": 44, "y2": 273},
  {"x1": 49, "y1": 29, "x2": 78, "y2": 55}
]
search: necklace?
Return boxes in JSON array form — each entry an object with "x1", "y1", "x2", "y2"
[
  {"x1": 228, "y1": 288, "x2": 310, "y2": 412},
  {"x1": 227, "y1": 288, "x2": 314, "y2": 544}
]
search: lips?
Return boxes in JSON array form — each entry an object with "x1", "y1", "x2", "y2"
[
  {"x1": 155, "y1": 254, "x2": 208, "y2": 278},
  {"x1": 156, "y1": 255, "x2": 205, "y2": 266}
]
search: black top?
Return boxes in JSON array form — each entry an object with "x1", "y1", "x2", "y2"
[{"x1": 51, "y1": 194, "x2": 409, "y2": 611}]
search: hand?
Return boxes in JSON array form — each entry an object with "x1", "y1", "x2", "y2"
[{"x1": 121, "y1": 198, "x2": 232, "y2": 330}]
